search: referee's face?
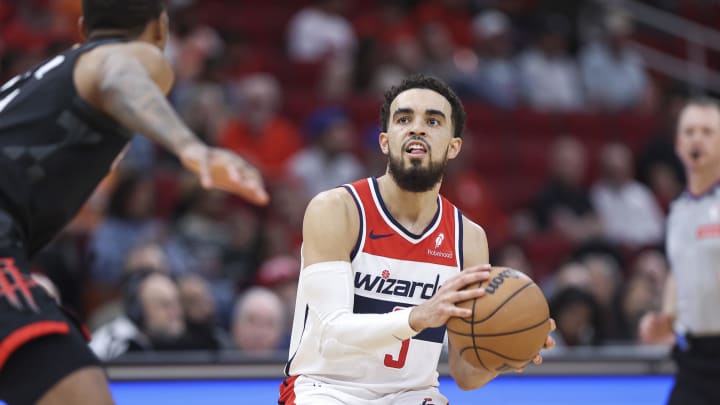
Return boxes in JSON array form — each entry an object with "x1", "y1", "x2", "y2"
[{"x1": 676, "y1": 105, "x2": 720, "y2": 172}]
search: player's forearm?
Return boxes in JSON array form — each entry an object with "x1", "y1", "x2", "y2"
[
  {"x1": 301, "y1": 261, "x2": 419, "y2": 356},
  {"x1": 320, "y1": 309, "x2": 417, "y2": 357},
  {"x1": 97, "y1": 56, "x2": 201, "y2": 155}
]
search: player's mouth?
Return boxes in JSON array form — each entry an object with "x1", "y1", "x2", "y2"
[{"x1": 405, "y1": 140, "x2": 428, "y2": 157}]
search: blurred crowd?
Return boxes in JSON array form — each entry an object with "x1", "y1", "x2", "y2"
[{"x1": 2, "y1": 0, "x2": 720, "y2": 358}]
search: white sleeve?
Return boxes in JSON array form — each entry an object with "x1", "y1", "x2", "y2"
[{"x1": 300, "y1": 261, "x2": 419, "y2": 357}]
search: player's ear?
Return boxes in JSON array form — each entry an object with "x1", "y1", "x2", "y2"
[
  {"x1": 150, "y1": 11, "x2": 170, "y2": 49},
  {"x1": 78, "y1": 16, "x2": 88, "y2": 40},
  {"x1": 447, "y1": 137, "x2": 462, "y2": 160},
  {"x1": 379, "y1": 132, "x2": 389, "y2": 155}
]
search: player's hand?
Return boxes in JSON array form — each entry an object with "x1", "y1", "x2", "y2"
[
  {"x1": 515, "y1": 318, "x2": 556, "y2": 373},
  {"x1": 638, "y1": 311, "x2": 675, "y2": 345},
  {"x1": 409, "y1": 264, "x2": 492, "y2": 332},
  {"x1": 180, "y1": 143, "x2": 270, "y2": 206}
]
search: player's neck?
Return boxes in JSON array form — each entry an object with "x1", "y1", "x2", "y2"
[
  {"x1": 687, "y1": 165, "x2": 720, "y2": 196},
  {"x1": 87, "y1": 30, "x2": 131, "y2": 41},
  {"x1": 376, "y1": 175, "x2": 440, "y2": 233}
]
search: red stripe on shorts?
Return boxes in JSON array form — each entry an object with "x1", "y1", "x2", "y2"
[
  {"x1": 0, "y1": 321, "x2": 70, "y2": 370},
  {"x1": 278, "y1": 375, "x2": 298, "y2": 405}
]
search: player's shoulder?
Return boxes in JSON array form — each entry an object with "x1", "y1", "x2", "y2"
[
  {"x1": 460, "y1": 215, "x2": 487, "y2": 242},
  {"x1": 303, "y1": 187, "x2": 360, "y2": 249},
  {"x1": 306, "y1": 187, "x2": 355, "y2": 217}
]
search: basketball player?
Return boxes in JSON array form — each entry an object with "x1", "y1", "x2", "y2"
[
  {"x1": 279, "y1": 74, "x2": 555, "y2": 404},
  {"x1": 0, "y1": 1, "x2": 268, "y2": 404},
  {"x1": 639, "y1": 98, "x2": 720, "y2": 404}
]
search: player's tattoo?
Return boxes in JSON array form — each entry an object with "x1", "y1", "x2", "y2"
[{"x1": 98, "y1": 56, "x2": 196, "y2": 154}]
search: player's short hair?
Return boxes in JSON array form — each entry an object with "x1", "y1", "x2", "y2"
[
  {"x1": 82, "y1": 0, "x2": 165, "y2": 37},
  {"x1": 380, "y1": 74, "x2": 466, "y2": 138}
]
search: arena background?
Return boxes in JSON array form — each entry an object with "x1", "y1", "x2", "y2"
[{"x1": 2, "y1": 0, "x2": 719, "y2": 403}]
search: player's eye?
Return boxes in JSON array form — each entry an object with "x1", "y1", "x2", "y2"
[
  {"x1": 427, "y1": 118, "x2": 439, "y2": 126},
  {"x1": 397, "y1": 116, "x2": 410, "y2": 124}
]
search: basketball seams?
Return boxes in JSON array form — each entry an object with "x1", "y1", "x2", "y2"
[
  {"x1": 446, "y1": 317, "x2": 549, "y2": 337},
  {"x1": 468, "y1": 282, "x2": 488, "y2": 371},
  {"x1": 455, "y1": 281, "x2": 534, "y2": 325}
]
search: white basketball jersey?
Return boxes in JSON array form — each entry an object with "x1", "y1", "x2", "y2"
[
  {"x1": 667, "y1": 184, "x2": 720, "y2": 335},
  {"x1": 284, "y1": 178, "x2": 463, "y2": 394}
]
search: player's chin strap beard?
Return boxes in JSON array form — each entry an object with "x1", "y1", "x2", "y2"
[{"x1": 388, "y1": 146, "x2": 448, "y2": 193}]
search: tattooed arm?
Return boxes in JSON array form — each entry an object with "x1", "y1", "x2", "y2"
[
  {"x1": 95, "y1": 43, "x2": 195, "y2": 156},
  {"x1": 74, "y1": 42, "x2": 269, "y2": 205}
]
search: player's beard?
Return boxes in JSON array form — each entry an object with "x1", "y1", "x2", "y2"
[{"x1": 387, "y1": 145, "x2": 449, "y2": 193}]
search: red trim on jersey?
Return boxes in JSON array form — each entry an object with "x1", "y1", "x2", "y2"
[
  {"x1": 278, "y1": 375, "x2": 298, "y2": 405},
  {"x1": 0, "y1": 321, "x2": 70, "y2": 369}
]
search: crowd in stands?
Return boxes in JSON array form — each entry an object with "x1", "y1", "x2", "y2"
[{"x1": 2, "y1": 0, "x2": 720, "y2": 358}]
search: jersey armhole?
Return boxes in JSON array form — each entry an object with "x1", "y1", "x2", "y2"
[
  {"x1": 342, "y1": 184, "x2": 365, "y2": 261},
  {"x1": 456, "y1": 208, "x2": 464, "y2": 270}
]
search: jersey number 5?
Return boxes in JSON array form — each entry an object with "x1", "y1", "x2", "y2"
[{"x1": 384, "y1": 306, "x2": 410, "y2": 369}]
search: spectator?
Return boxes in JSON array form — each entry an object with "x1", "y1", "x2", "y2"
[
  {"x1": 579, "y1": 11, "x2": 651, "y2": 111},
  {"x1": 218, "y1": 73, "x2": 304, "y2": 180},
  {"x1": 531, "y1": 136, "x2": 602, "y2": 241},
  {"x1": 286, "y1": 107, "x2": 365, "y2": 198},
  {"x1": 177, "y1": 274, "x2": 232, "y2": 350},
  {"x1": 90, "y1": 271, "x2": 187, "y2": 360},
  {"x1": 173, "y1": 188, "x2": 237, "y2": 321},
  {"x1": 581, "y1": 252, "x2": 624, "y2": 340},
  {"x1": 255, "y1": 255, "x2": 301, "y2": 334},
  {"x1": 591, "y1": 142, "x2": 664, "y2": 248},
  {"x1": 452, "y1": 9, "x2": 523, "y2": 108},
  {"x1": 87, "y1": 170, "x2": 164, "y2": 285},
  {"x1": 287, "y1": 0, "x2": 357, "y2": 62},
  {"x1": 493, "y1": 242, "x2": 535, "y2": 279},
  {"x1": 231, "y1": 287, "x2": 288, "y2": 354},
  {"x1": 518, "y1": 14, "x2": 584, "y2": 111},
  {"x1": 550, "y1": 287, "x2": 605, "y2": 346}
]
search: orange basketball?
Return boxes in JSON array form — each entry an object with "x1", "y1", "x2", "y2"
[{"x1": 446, "y1": 266, "x2": 551, "y2": 373}]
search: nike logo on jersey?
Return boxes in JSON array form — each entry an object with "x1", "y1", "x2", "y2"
[{"x1": 369, "y1": 230, "x2": 394, "y2": 239}]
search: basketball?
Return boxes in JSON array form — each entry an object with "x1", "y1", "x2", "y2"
[{"x1": 446, "y1": 266, "x2": 551, "y2": 373}]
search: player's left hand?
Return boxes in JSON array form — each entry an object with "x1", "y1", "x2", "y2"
[
  {"x1": 180, "y1": 143, "x2": 270, "y2": 206},
  {"x1": 515, "y1": 318, "x2": 556, "y2": 373}
]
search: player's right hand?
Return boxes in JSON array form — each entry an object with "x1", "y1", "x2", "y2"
[
  {"x1": 180, "y1": 143, "x2": 270, "y2": 206},
  {"x1": 638, "y1": 311, "x2": 675, "y2": 345},
  {"x1": 409, "y1": 264, "x2": 492, "y2": 332}
]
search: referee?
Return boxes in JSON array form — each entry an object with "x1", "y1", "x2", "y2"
[{"x1": 640, "y1": 98, "x2": 720, "y2": 405}]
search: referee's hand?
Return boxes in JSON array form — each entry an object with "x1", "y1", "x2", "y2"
[{"x1": 638, "y1": 312, "x2": 675, "y2": 345}]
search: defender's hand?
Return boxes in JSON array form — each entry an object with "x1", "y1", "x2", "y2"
[{"x1": 180, "y1": 143, "x2": 269, "y2": 206}]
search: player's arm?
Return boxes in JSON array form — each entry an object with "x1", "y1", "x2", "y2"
[
  {"x1": 447, "y1": 218, "x2": 498, "y2": 390},
  {"x1": 639, "y1": 273, "x2": 676, "y2": 344},
  {"x1": 300, "y1": 189, "x2": 423, "y2": 356},
  {"x1": 76, "y1": 42, "x2": 268, "y2": 205}
]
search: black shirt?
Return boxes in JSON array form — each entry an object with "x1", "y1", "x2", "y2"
[{"x1": 0, "y1": 38, "x2": 132, "y2": 256}]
